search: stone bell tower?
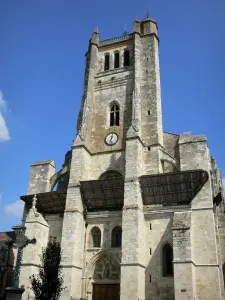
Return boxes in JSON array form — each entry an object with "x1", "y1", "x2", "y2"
[{"x1": 75, "y1": 17, "x2": 163, "y2": 174}]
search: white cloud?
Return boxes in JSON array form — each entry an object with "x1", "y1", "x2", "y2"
[
  {"x1": 0, "y1": 90, "x2": 10, "y2": 141},
  {"x1": 4, "y1": 200, "x2": 24, "y2": 217}
]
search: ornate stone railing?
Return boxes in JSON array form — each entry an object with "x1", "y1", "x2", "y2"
[{"x1": 99, "y1": 33, "x2": 133, "y2": 46}]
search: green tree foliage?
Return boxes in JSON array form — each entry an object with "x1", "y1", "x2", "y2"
[{"x1": 30, "y1": 237, "x2": 64, "y2": 300}]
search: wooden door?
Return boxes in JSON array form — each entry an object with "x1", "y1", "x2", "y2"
[{"x1": 93, "y1": 284, "x2": 120, "y2": 300}]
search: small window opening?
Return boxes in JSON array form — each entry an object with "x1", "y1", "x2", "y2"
[
  {"x1": 104, "y1": 54, "x2": 110, "y2": 71},
  {"x1": 162, "y1": 243, "x2": 173, "y2": 277},
  {"x1": 148, "y1": 147, "x2": 151, "y2": 151},
  {"x1": 114, "y1": 52, "x2": 120, "y2": 68},
  {"x1": 149, "y1": 275, "x2": 152, "y2": 282},
  {"x1": 110, "y1": 103, "x2": 120, "y2": 126},
  {"x1": 124, "y1": 50, "x2": 130, "y2": 66},
  {"x1": 150, "y1": 248, "x2": 152, "y2": 255},
  {"x1": 150, "y1": 223, "x2": 152, "y2": 230},
  {"x1": 148, "y1": 110, "x2": 150, "y2": 115},
  {"x1": 111, "y1": 226, "x2": 122, "y2": 248},
  {"x1": 147, "y1": 57, "x2": 149, "y2": 61},
  {"x1": 90, "y1": 227, "x2": 101, "y2": 248},
  {"x1": 146, "y1": 70, "x2": 148, "y2": 74}
]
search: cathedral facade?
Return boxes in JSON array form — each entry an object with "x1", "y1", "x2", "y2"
[{"x1": 18, "y1": 17, "x2": 225, "y2": 300}]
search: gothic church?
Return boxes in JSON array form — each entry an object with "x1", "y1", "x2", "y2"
[{"x1": 17, "y1": 16, "x2": 225, "y2": 300}]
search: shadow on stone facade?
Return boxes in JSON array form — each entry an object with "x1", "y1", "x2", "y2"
[
  {"x1": 105, "y1": 152, "x2": 125, "y2": 176},
  {"x1": 145, "y1": 217, "x2": 174, "y2": 300}
]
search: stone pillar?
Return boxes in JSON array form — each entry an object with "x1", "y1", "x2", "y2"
[
  {"x1": 77, "y1": 28, "x2": 99, "y2": 145},
  {"x1": 121, "y1": 135, "x2": 145, "y2": 300},
  {"x1": 22, "y1": 159, "x2": 56, "y2": 224},
  {"x1": 60, "y1": 145, "x2": 91, "y2": 300},
  {"x1": 20, "y1": 201, "x2": 49, "y2": 299},
  {"x1": 27, "y1": 159, "x2": 55, "y2": 195},
  {"x1": 172, "y1": 212, "x2": 196, "y2": 300},
  {"x1": 179, "y1": 133, "x2": 223, "y2": 300}
]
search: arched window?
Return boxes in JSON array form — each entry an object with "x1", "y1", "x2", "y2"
[
  {"x1": 162, "y1": 243, "x2": 173, "y2": 277},
  {"x1": 104, "y1": 54, "x2": 110, "y2": 71},
  {"x1": 90, "y1": 227, "x2": 101, "y2": 248},
  {"x1": 124, "y1": 50, "x2": 130, "y2": 66},
  {"x1": 114, "y1": 52, "x2": 120, "y2": 69},
  {"x1": 110, "y1": 103, "x2": 120, "y2": 126},
  {"x1": 100, "y1": 170, "x2": 122, "y2": 180},
  {"x1": 111, "y1": 226, "x2": 122, "y2": 248}
]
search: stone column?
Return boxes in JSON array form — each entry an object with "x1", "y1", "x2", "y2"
[
  {"x1": 120, "y1": 135, "x2": 145, "y2": 300},
  {"x1": 172, "y1": 212, "x2": 196, "y2": 299},
  {"x1": 22, "y1": 159, "x2": 56, "y2": 224},
  {"x1": 60, "y1": 145, "x2": 91, "y2": 300},
  {"x1": 179, "y1": 133, "x2": 223, "y2": 300},
  {"x1": 20, "y1": 200, "x2": 49, "y2": 299}
]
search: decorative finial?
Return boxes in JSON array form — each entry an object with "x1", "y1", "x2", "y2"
[
  {"x1": 32, "y1": 194, "x2": 37, "y2": 208},
  {"x1": 146, "y1": 9, "x2": 149, "y2": 18},
  {"x1": 93, "y1": 27, "x2": 99, "y2": 34},
  {"x1": 123, "y1": 24, "x2": 128, "y2": 35},
  {"x1": 135, "y1": 16, "x2": 139, "y2": 21}
]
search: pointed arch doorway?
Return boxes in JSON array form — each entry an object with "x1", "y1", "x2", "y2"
[{"x1": 85, "y1": 251, "x2": 120, "y2": 300}]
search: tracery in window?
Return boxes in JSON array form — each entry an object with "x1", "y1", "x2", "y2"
[
  {"x1": 111, "y1": 226, "x2": 122, "y2": 248},
  {"x1": 114, "y1": 52, "x2": 120, "y2": 68},
  {"x1": 124, "y1": 50, "x2": 130, "y2": 66},
  {"x1": 162, "y1": 243, "x2": 173, "y2": 277},
  {"x1": 90, "y1": 227, "x2": 101, "y2": 248},
  {"x1": 104, "y1": 54, "x2": 110, "y2": 71},
  {"x1": 110, "y1": 103, "x2": 120, "y2": 126}
]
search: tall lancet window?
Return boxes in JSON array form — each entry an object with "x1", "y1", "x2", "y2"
[
  {"x1": 90, "y1": 227, "x2": 101, "y2": 248},
  {"x1": 124, "y1": 50, "x2": 130, "y2": 66},
  {"x1": 111, "y1": 226, "x2": 122, "y2": 248},
  {"x1": 114, "y1": 52, "x2": 120, "y2": 68},
  {"x1": 162, "y1": 243, "x2": 174, "y2": 277},
  {"x1": 104, "y1": 54, "x2": 110, "y2": 71},
  {"x1": 110, "y1": 103, "x2": 120, "y2": 126}
]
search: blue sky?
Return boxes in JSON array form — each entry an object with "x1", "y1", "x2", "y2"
[{"x1": 0, "y1": 0, "x2": 225, "y2": 231}]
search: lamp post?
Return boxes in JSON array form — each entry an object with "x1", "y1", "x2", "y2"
[{"x1": 12, "y1": 225, "x2": 36, "y2": 288}]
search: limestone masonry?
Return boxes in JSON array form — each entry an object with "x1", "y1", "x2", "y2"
[{"x1": 2, "y1": 16, "x2": 225, "y2": 300}]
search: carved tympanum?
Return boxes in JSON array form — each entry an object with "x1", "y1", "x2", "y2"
[{"x1": 93, "y1": 254, "x2": 120, "y2": 280}]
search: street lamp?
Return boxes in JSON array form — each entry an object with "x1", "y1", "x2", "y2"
[{"x1": 12, "y1": 225, "x2": 36, "y2": 288}]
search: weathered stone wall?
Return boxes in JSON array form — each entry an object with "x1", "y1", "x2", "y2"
[
  {"x1": 27, "y1": 160, "x2": 55, "y2": 194},
  {"x1": 90, "y1": 151, "x2": 125, "y2": 179},
  {"x1": 139, "y1": 33, "x2": 163, "y2": 147},
  {"x1": 144, "y1": 210, "x2": 174, "y2": 300},
  {"x1": 179, "y1": 132, "x2": 224, "y2": 300},
  {"x1": 163, "y1": 131, "x2": 179, "y2": 161},
  {"x1": 45, "y1": 214, "x2": 63, "y2": 243}
]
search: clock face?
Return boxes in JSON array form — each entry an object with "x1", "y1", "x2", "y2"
[{"x1": 105, "y1": 133, "x2": 118, "y2": 146}]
